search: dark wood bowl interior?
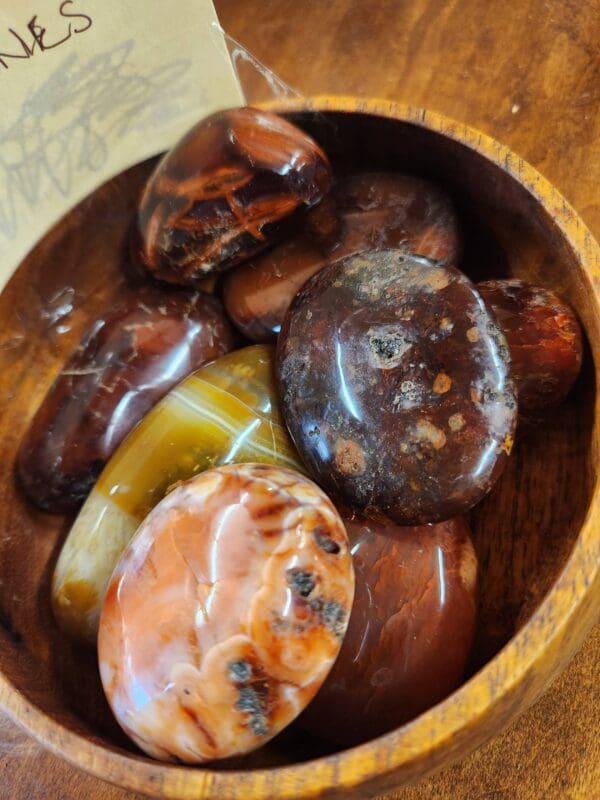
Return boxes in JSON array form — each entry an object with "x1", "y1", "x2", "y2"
[{"x1": 0, "y1": 110, "x2": 595, "y2": 772}]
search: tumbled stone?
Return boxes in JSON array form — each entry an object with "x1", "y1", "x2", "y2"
[
  {"x1": 133, "y1": 108, "x2": 332, "y2": 285},
  {"x1": 336, "y1": 172, "x2": 460, "y2": 264},
  {"x1": 17, "y1": 285, "x2": 234, "y2": 513},
  {"x1": 52, "y1": 345, "x2": 303, "y2": 643},
  {"x1": 223, "y1": 173, "x2": 460, "y2": 342},
  {"x1": 98, "y1": 463, "x2": 354, "y2": 763},
  {"x1": 301, "y1": 515, "x2": 477, "y2": 745},
  {"x1": 277, "y1": 250, "x2": 517, "y2": 524},
  {"x1": 478, "y1": 279, "x2": 582, "y2": 417},
  {"x1": 223, "y1": 199, "x2": 342, "y2": 342}
]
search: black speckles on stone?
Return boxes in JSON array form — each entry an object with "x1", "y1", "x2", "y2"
[
  {"x1": 321, "y1": 601, "x2": 347, "y2": 638},
  {"x1": 248, "y1": 715, "x2": 268, "y2": 737},
  {"x1": 236, "y1": 686, "x2": 262, "y2": 713},
  {"x1": 235, "y1": 685, "x2": 269, "y2": 737},
  {"x1": 228, "y1": 659, "x2": 253, "y2": 684},
  {"x1": 371, "y1": 333, "x2": 402, "y2": 361},
  {"x1": 287, "y1": 568, "x2": 316, "y2": 597},
  {"x1": 480, "y1": 385, "x2": 500, "y2": 404},
  {"x1": 313, "y1": 529, "x2": 341, "y2": 554},
  {"x1": 310, "y1": 598, "x2": 347, "y2": 638}
]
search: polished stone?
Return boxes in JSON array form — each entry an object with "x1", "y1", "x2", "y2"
[
  {"x1": 301, "y1": 515, "x2": 477, "y2": 745},
  {"x1": 223, "y1": 173, "x2": 460, "y2": 342},
  {"x1": 133, "y1": 108, "x2": 332, "y2": 285},
  {"x1": 17, "y1": 285, "x2": 233, "y2": 513},
  {"x1": 98, "y1": 463, "x2": 354, "y2": 763},
  {"x1": 478, "y1": 279, "x2": 582, "y2": 418},
  {"x1": 52, "y1": 345, "x2": 303, "y2": 643},
  {"x1": 277, "y1": 250, "x2": 517, "y2": 524}
]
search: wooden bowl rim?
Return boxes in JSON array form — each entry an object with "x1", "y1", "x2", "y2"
[{"x1": 1, "y1": 95, "x2": 599, "y2": 800}]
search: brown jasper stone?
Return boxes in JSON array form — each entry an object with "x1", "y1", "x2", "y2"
[
  {"x1": 478, "y1": 279, "x2": 583, "y2": 417},
  {"x1": 301, "y1": 516, "x2": 477, "y2": 746},
  {"x1": 223, "y1": 172, "x2": 460, "y2": 342},
  {"x1": 17, "y1": 285, "x2": 234, "y2": 513},
  {"x1": 277, "y1": 250, "x2": 517, "y2": 524},
  {"x1": 98, "y1": 463, "x2": 354, "y2": 763},
  {"x1": 133, "y1": 108, "x2": 332, "y2": 285}
]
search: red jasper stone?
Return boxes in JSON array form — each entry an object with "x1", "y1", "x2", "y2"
[
  {"x1": 223, "y1": 173, "x2": 460, "y2": 342},
  {"x1": 17, "y1": 285, "x2": 234, "y2": 513},
  {"x1": 277, "y1": 249, "x2": 517, "y2": 524},
  {"x1": 133, "y1": 108, "x2": 332, "y2": 285},
  {"x1": 223, "y1": 198, "x2": 342, "y2": 342},
  {"x1": 478, "y1": 279, "x2": 582, "y2": 418},
  {"x1": 301, "y1": 515, "x2": 477, "y2": 745},
  {"x1": 336, "y1": 172, "x2": 460, "y2": 264}
]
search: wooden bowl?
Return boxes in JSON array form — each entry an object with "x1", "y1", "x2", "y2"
[{"x1": 0, "y1": 97, "x2": 598, "y2": 799}]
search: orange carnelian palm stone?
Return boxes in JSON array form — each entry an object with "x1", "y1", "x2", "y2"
[{"x1": 98, "y1": 463, "x2": 354, "y2": 763}]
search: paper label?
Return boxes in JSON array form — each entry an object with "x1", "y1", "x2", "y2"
[{"x1": 0, "y1": 0, "x2": 244, "y2": 291}]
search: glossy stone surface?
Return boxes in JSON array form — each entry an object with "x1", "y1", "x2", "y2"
[
  {"x1": 17, "y1": 285, "x2": 234, "y2": 513},
  {"x1": 478, "y1": 279, "x2": 583, "y2": 417},
  {"x1": 301, "y1": 515, "x2": 477, "y2": 745},
  {"x1": 223, "y1": 198, "x2": 342, "y2": 342},
  {"x1": 277, "y1": 250, "x2": 517, "y2": 524},
  {"x1": 336, "y1": 172, "x2": 460, "y2": 263},
  {"x1": 133, "y1": 108, "x2": 332, "y2": 285},
  {"x1": 98, "y1": 463, "x2": 354, "y2": 763},
  {"x1": 52, "y1": 345, "x2": 304, "y2": 643},
  {"x1": 224, "y1": 173, "x2": 460, "y2": 342}
]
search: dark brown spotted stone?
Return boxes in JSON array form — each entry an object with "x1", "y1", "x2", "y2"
[
  {"x1": 276, "y1": 250, "x2": 517, "y2": 524},
  {"x1": 133, "y1": 107, "x2": 332, "y2": 285}
]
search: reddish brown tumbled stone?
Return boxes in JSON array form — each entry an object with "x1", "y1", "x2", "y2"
[
  {"x1": 222, "y1": 199, "x2": 342, "y2": 342},
  {"x1": 301, "y1": 515, "x2": 477, "y2": 745},
  {"x1": 223, "y1": 173, "x2": 460, "y2": 342},
  {"x1": 478, "y1": 279, "x2": 582, "y2": 417},
  {"x1": 277, "y1": 249, "x2": 517, "y2": 524},
  {"x1": 133, "y1": 108, "x2": 332, "y2": 285},
  {"x1": 17, "y1": 285, "x2": 234, "y2": 513},
  {"x1": 336, "y1": 172, "x2": 460, "y2": 263}
]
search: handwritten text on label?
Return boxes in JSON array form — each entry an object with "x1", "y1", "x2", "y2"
[{"x1": 0, "y1": 1, "x2": 92, "y2": 72}]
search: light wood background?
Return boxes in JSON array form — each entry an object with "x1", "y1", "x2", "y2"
[{"x1": 1, "y1": 0, "x2": 599, "y2": 797}]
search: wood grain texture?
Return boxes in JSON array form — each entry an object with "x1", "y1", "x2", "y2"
[
  {"x1": 1, "y1": 624, "x2": 598, "y2": 799},
  {"x1": 0, "y1": 0, "x2": 599, "y2": 797}
]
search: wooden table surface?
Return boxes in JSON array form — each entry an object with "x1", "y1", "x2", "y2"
[{"x1": 1, "y1": 0, "x2": 599, "y2": 797}]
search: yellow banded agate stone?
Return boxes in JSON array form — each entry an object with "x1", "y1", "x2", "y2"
[{"x1": 52, "y1": 345, "x2": 303, "y2": 643}]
